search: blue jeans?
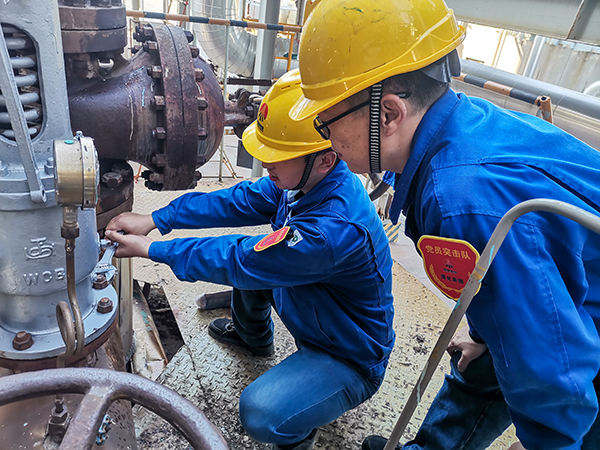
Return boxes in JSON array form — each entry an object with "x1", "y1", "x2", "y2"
[
  {"x1": 231, "y1": 289, "x2": 384, "y2": 446},
  {"x1": 404, "y1": 351, "x2": 600, "y2": 450}
]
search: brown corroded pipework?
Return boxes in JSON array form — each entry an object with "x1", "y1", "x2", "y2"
[{"x1": 67, "y1": 23, "x2": 256, "y2": 191}]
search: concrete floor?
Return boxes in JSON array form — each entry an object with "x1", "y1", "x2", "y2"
[{"x1": 130, "y1": 139, "x2": 517, "y2": 449}]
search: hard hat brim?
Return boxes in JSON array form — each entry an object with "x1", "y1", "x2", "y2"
[{"x1": 242, "y1": 120, "x2": 331, "y2": 164}]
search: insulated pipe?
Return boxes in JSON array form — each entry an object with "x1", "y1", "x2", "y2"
[
  {"x1": 127, "y1": 8, "x2": 301, "y2": 77},
  {"x1": 460, "y1": 59, "x2": 600, "y2": 120},
  {"x1": 126, "y1": 9, "x2": 301, "y2": 32},
  {"x1": 455, "y1": 73, "x2": 554, "y2": 123},
  {"x1": 452, "y1": 79, "x2": 600, "y2": 152}
]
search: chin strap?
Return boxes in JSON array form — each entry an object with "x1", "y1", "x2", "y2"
[
  {"x1": 291, "y1": 152, "x2": 319, "y2": 191},
  {"x1": 369, "y1": 82, "x2": 383, "y2": 174}
]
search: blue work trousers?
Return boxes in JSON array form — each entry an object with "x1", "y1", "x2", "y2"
[
  {"x1": 404, "y1": 351, "x2": 600, "y2": 450},
  {"x1": 231, "y1": 288, "x2": 384, "y2": 446}
]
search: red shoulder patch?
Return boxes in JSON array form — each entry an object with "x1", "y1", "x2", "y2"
[
  {"x1": 254, "y1": 227, "x2": 290, "y2": 252},
  {"x1": 417, "y1": 235, "x2": 481, "y2": 300}
]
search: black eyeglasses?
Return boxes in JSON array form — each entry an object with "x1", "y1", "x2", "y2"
[{"x1": 313, "y1": 92, "x2": 411, "y2": 140}]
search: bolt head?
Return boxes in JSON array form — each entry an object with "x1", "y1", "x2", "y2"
[
  {"x1": 13, "y1": 331, "x2": 33, "y2": 350},
  {"x1": 198, "y1": 127, "x2": 208, "y2": 140},
  {"x1": 101, "y1": 171, "x2": 123, "y2": 188},
  {"x1": 189, "y1": 45, "x2": 200, "y2": 58},
  {"x1": 97, "y1": 297, "x2": 114, "y2": 314},
  {"x1": 184, "y1": 30, "x2": 194, "y2": 43}
]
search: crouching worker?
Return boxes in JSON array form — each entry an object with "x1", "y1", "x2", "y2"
[{"x1": 105, "y1": 69, "x2": 395, "y2": 450}]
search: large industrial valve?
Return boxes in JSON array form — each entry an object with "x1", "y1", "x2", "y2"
[{"x1": 0, "y1": 367, "x2": 229, "y2": 450}]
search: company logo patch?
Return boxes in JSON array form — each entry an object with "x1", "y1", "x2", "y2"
[
  {"x1": 257, "y1": 103, "x2": 268, "y2": 132},
  {"x1": 258, "y1": 103, "x2": 269, "y2": 122},
  {"x1": 254, "y1": 226, "x2": 290, "y2": 252},
  {"x1": 417, "y1": 235, "x2": 481, "y2": 300}
]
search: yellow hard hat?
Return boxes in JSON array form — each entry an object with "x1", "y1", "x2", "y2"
[
  {"x1": 242, "y1": 69, "x2": 331, "y2": 163},
  {"x1": 290, "y1": 0, "x2": 466, "y2": 120}
]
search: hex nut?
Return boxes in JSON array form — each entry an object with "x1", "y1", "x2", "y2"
[
  {"x1": 194, "y1": 68, "x2": 205, "y2": 82},
  {"x1": 184, "y1": 30, "x2": 194, "y2": 43},
  {"x1": 93, "y1": 274, "x2": 109, "y2": 290},
  {"x1": 101, "y1": 171, "x2": 123, "y2": 188},
  {"x1": 61, "y1": 224, "x2": 80, "y2": 240},
  {"x1": 13, "y1": 331, "x2": 33, "y2": 351},
  {"x1": 97, "y1": 297, "x2": 114, "y2": 314},
  {"x1": 153, "y1": 127, "x2": 167, "y2": 140},
  {"x1": 142, "y1": 41, "x2": 158, "y2": 53},
  {"x1": 147, "y1": 65, "x2": 162, "y2": 78},
  {"x1": 153, "y1": 95, "x2": 165, "y2": 110},
  {"x1": 189, "y1": 45, "x2": 200, "y2": 58},
  {"x1": 197, "y1": 97, "x2": 208, "y2": 110},
  {"x1": 198, "y1": 127, "x2": 208, "y2": 140}
]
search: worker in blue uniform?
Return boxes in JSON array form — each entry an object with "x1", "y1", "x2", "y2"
[
  {"x1": 105, "y1": 69, "x2": 395, "y2": 450},
  {"x1": 291, "y1": 1, "x2": 600, "y2": 449}
]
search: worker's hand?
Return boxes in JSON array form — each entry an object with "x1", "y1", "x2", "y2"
[
  {"x1": 106, "y1": 212, "x2": 156, "y2": 236},
  {"x1": 508, "y1": 441, "x2": 526, "y2": 450},
  {"x1": 447, "y1": 326, "x2": 487, "y2": 372},
  {"x1": 105, "y1": 230, "x2": 153, "y2": 259}
]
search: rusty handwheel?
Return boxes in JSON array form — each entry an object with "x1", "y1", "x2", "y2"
[{"x1": 0, "y1": 367, "x2": 228, "y2": 450}]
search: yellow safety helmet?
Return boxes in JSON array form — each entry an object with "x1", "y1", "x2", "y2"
[
  {"x1": 290, "y1": 0, "x2": 466, "y2": 120},
  {"x1": 242, "y1": 69, "x2": 331, "y2": 163}
]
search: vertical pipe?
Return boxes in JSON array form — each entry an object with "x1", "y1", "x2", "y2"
[
  {"x1": 251, "y1": 0, "x2": 281, "y2": 178},
  {"x1": 220, "y1": 25, "x2": 230, "y2": 182},
  {"x1": 239, "y1": 0, "x2": 247, "y2": 20},
  {"x1": 523, "y1": 35, "x2": 546, "y2": 78}
]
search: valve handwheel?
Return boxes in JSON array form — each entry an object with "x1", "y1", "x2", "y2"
[{"x1": 0, "y1": 367, "x2": 228, "y2": 449}]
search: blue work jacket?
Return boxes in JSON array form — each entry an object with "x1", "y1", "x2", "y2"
[
  {"x1": 389, "y1": 89, "x2": 600, "y2": 449},
  {"x1": 149, "y1": 161, "x2": 395, "y2": 379}
]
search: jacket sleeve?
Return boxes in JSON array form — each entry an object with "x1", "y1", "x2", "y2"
[
  {"x1": 441, "y1": 214, "x2": 599, "y2": 450},
  {"x1": 147, "y1": 216, "x2": 367, "y2": 290},
  {"x1": 151, "y1": 177, "x2": 281, "y2": 234}
]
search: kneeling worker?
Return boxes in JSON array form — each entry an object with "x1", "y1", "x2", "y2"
[{"x1": 105, "y1": 69, "x2": 395, "y2": 450}]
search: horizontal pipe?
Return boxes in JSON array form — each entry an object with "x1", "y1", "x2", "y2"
[
  {"x1": 126, "y1": 9, "x2": 302, "y2": 33},
  {"x1": 452, "y1": 79, "x2": 600, "y2": 151},
  {"x1": 460, "y1": 59, "x2": 600, "y2": 121},
  {"x1": 455, "y1": 73, "x2": 539, "y2": 105}
]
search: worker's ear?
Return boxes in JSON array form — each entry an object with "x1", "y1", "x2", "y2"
[
  {"x1": 315, "y1": 150, "x2": 337, "y2": 174},
  {"x1": 381, "y1": 93, "x2": 409, "y2": 137}
]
